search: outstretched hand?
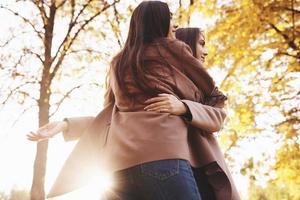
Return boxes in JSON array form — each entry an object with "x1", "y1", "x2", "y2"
[{"x1": 26, "y1": 121, "x2": 67, "y2": 142}]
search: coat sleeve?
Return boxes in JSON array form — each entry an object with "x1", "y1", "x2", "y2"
[
  {"x1": 62, "y1": 116, "x2": 95, "y2": 142},
  {"x1": 181, "y1": 100, "x2": 227, "y2": 132},
  {"x1": 62, "y1": 83, "x2": 115, "y2": 142},
  {"x1": 180, "y1": 87, "x2": 228, "y2": 132}
]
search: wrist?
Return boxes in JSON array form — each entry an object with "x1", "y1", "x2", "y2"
[
  {"x1": 180, "y1": 101, "x2": 188, "y2": 115},
  {"x1": 61, "y1": 119, "x2": 69, "y2": 132},
  {"x1": 180, "y1": 101, "x2": 192, "y2": 121}
]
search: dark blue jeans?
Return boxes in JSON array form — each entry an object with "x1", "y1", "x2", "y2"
[{"x1": 103, "y1": 159, "x2": 202, "y2": 200}]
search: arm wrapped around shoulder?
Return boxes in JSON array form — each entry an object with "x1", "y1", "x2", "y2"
[
  {"x1": 181, "y1": 87, "x2": 228, "y2": 132},
  {"x1": 181, "y1": 99, "x2": 227, "y2": 132}
]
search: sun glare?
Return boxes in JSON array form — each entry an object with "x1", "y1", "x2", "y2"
[{"x1": 48, "y1": 171, "x2": 114, "y2": 200}]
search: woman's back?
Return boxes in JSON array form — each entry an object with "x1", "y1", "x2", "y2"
[
  {"x1": 102, "y1": 38, "x2": 208, "y2": 172},
  {"x1": 111, "y1": 38, "x2": 203, "y2": 112}
]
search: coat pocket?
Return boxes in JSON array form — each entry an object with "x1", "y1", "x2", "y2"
[{"x1": 204, "y1": 162, "x2": 229, "y2": 191}]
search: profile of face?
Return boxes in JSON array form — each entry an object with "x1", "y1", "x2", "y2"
[
  {"x1": 196, "y1": 33, "x2": 208, "y2": 63},
  {"x1": 175, "y1": 28, "x2": 208, "y2": 63},
  {"x1": 168, "y1": 13, "x2": 178, "y2": 39}
]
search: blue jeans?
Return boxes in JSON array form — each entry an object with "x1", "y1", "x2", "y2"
[{"x1": 103, "y1": 159, "x2": 202, "y2": 200}]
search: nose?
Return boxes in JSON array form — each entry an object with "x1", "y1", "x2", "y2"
[
  {"x1": 172, "y1": 24, "x2": 179, "y2": 31},
  {"x1": 203, "y1": 47, "x2": 208, "y2": 56}
]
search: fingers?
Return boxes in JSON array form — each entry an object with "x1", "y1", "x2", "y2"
[
  {"x1": 158, "y1": 93, "x2": 178, "y2": 99},
  {"x1": 26, "y1": 132, "x2": 40, "y2": 141},
  {"x1": 26, "y1": 122, "x2": 60, "y2": 142},
  {"x1": 148, "y1": 106, "x2": 169, "y2": 112},
  {"x1": 144, "y1": 94, "x2": 174, "y2": 112},
  {"x1": 26, "y1": 132, "x2": 38, "y2": 138},
  {"x1": 158, "y1": 93, "x2": 171, "y2": 97},
  {"x1": 26, "y1": 135, "x2": 40, "y2": 141},
  {"x1": 144, "y1": 101, "x2": 169, "y2": 110},
  {"x1": 144, "y1": 93, "x2": 182, "y2": 114},
  {"x1": 26, "y1": 131, "x2": 46, "y2": 142},
  {"x1": 144, "y1": 96, "x2": 168, "y2": 104},
  {"x1": 144, "y1": 93, "x2": 174, "y2": 104}
]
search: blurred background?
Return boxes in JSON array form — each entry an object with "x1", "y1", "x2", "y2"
[{"x1": 0, "y1": 0, "x2": 299, "y2": 199}]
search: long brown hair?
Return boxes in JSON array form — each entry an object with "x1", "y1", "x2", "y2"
[
  {"x1": 111, "y1": 1, "x2": 171, "y2": 99},
  {"x1": 175, "y1": 28, "x2": 202, "y2": 58}
]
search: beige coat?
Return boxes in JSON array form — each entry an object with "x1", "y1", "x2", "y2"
[{"x1": 47, "y1": 38, "x2": 240, "y2": 200}]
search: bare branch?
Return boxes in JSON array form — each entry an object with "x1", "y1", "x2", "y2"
[
  {"x1": 287, "y1": 107, "x2": 300, "y2": 115},
  {"x1": 56, "y1": 0, "x2": 68, "y2": 9},
  {"x1": 187, "y1": 0, "x2": 195, "y2": 25},
  {"x1": 277, "y1": 51, "x2": 300, "y2": 60},
  {"x1": 1, "y1": 81, "x2": 38, "y2": 106},
  {"x1": 108, "y1": 19, "x2": 122, "y2": 48},
  {"x1": 270, "y1": 6, "x2": 300, "y2": 14},
  {"x1": 0, "y1": 30, "x2": 32, "y2": 48},
  {"x1": 30, "y1": 0, "x2": 48, "y2": 24},
  {"x1": 49, "y1": 84, "x2": 83, "y2": 117},
  {"x1": 10, "y1": 104, "x2": 36, "y2": 128},
  {"x1": 268, "y1": 22, "x2": 299, "y2": 51},
  {"x1": 280, "y1": 91, "x2": 300, "y2": 101},
  {"x1": 7, "y1": 53, "x2": 26, "y2": 75},
  {"x1": 51, "y1": 0, "x2": 93, "y2": 64},
  {"x1": 72, "y1": 0, "x2": 94, "y2": 25},
  {"x1": 23, "y1": 48, "x2": 44, "y2": 63},
  {"x1": 178, "y1": 0, "x2": 183, "y2": 25},
  {"x1": 0, "y1": 5, "x2": 43, "y2": 40},
  {"x1": 50, "y1": 0, "x2": 120, "y2": 82},
  {"x1": 66, "y1": 48, "x2": 104, "y2": 56},
  {"x1": 291, "y1": 0, "x2": 296, "y2": 41},
  {"x1": 275, "y1": 117, "x2": 300, "y2": 127},
  {"x1": 112, "y1": 3, "x2": 123, "y2": 47}
]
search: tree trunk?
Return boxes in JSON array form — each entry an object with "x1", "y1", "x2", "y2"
[
  {"x1": 30, "y1": 78, "x2": 51, "y2": 200},
  {"x1": 30, "y1": 85, "x2": 50, "y2": 200},
  {"x1": 30, "y1": 3, "x2": 55, "y2": 199}
]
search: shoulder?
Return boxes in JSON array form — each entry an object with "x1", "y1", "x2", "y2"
[
  {"x1": 150, "y1": 38, "x2": 193, "y2": 57},
  {"x1": 153, "y1": 38, "x2": 188, "y2": 49}
]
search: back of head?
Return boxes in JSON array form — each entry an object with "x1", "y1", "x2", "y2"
[
  {"x1": 141, "y1": 1, "x2": 171, "y2": 43},
  {"x1": 125, "y1": 1, "x2": 170, "y2": 46},
  {"x1": 112, "y1": 1, "x2": 172, "y2": 99}
]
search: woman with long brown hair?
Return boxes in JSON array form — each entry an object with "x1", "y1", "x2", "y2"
[{"x1": 174, "y1": 27, "x2": 240, "y2": 200}]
